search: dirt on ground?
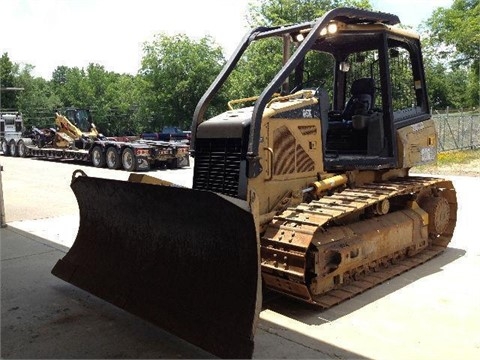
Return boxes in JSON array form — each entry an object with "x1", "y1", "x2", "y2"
[{"x1": 412, "y1": 158, "x2": 480, "y2": 177}]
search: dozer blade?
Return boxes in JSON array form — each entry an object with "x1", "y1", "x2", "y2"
[{"x1": 52, "y1": 171, "x2": 260, "y2": 359}]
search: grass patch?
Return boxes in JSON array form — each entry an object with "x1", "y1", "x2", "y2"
[
  {"x1": 412, "y1": 148, "x2": 480, "y2": 173},
  {"x1": 437, "y1": 148, "x2": 480, "y2": 165}
]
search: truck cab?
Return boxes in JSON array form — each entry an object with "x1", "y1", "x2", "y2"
[{"x1": 1, "y1": 112, "x2": 24, "y2": 155}]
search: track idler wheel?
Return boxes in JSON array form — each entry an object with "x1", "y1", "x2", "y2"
[{"x1": 419, "y1": 195, "x2": 450, "y2": 236}]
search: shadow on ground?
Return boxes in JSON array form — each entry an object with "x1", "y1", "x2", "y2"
[{"x1": 262, "y1": 246, "x2": 465, "y2": 325}]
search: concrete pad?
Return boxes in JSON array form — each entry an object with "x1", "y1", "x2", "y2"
[
  {"x1": 259, "y1": 249, "x2": 480, "y2": 359},
  {"x1": 1, "y1": 226, "x2": 213, "y2": 359},
  {"x1": 1, "y1": 154, "x2": 480, "y2": 359},
  {"x1": 0, "y1": 225, "x2": 350, "y2": 359},
  {"x1": 7, "y1": 215, "x2": 79, "y2": 249}
]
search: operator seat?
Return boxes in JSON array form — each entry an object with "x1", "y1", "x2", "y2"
[
  {"x1": 342, "y1": 77, "x2": 375, "y2": 120},
  {"x1": 325, "y1": 77, "x2": 376, "y2": 154}
]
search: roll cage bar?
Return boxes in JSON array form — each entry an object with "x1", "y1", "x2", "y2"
[{"x1": 191, "y1": 7, "x2": 400, "y2": 177}]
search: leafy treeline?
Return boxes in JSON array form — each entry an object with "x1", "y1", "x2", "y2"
[
  {"x1": 425, "y1": 0, "x2": 479, "y2": 110},
  {"x1": 1, "y1": 0, "x2": 478, "y2": 136}
]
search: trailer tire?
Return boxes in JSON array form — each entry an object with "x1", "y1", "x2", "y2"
[
  {"x1": 106, "y1": 147, "x2": 122, "y2": 169},
  {"x1": 121, "y1": 148, "x2": 136, "y2": 171},
  {"x1": 167, "y1": 157, "x2": 179, "y2": 169},
  {"x1": 91, "y1": 146, "x2": 106, "y2": 168},
  {"x1": 9, "y1": 140, "x2": 18, "y2": 157},
  {"x1": 17, "y1": 140, "x2": 28, "y2": 157},
  {"x1": 1, "y1": 139, "x2": 10, "y2": 156}
]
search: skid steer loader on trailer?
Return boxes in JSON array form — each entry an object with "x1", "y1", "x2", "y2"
[{"x1": 52, "y1": 7, "x2": 457, "y2": 359}]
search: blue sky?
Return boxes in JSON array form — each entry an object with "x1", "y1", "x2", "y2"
[{"x1": 1, "y1": 0, "x2": 453, "y2": 80}]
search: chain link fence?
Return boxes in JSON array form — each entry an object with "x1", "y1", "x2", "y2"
[{"x1": 432, "y1": 108, "x2": 480, "y2": 152}]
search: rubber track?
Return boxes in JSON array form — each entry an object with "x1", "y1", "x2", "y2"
[{"x1": 261, "y1": 176, "x2": 457, "y2": 309}]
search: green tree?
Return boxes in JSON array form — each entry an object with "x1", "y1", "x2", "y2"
[
  {"x1": 425, "y1": 62, "x2": 451, "y2": 109},
  {"x1": 428, "y1": 0, "x2": 479, "y2": 67},
  {"x1": 247, "y1": 0, "x2": 372, "y2": 27},
  {"x1": 51, "y1": 66, "x2": 89, "y2": 108},
  {"x1": 0, "y1": 57, "x2": 62, "y2": 128},
  {"x1": 426, "y1": 0, "x2": 479, "y2": 107},
  {"x1": 51, "y1": 65, "x2": 69, "y2": 86},
  {"x1": 225, "y1": 0, "x2": 373, "y2": 102},
  {"x1": 15, "y1": 64, "x2": 62, "y2": 129},
  {"x1": 97, "y1": 72, "x2": 142, "y2": 136},
  {"x1": 50, "y1": 63, "x2": 142, "y2": 135},
  {"x1": 0, "y1": 53, "x2": 20, "y2": 109},
  {"x1": 139, "y1": 34, "x2": 226, "y2": 131}
]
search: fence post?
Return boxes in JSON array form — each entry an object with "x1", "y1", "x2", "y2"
[
  {"x1": 443, "y1": 107, "x2": 448, "y2": 149},
  {"x1": 471, "y1": 114, "x2": 474, "y2": 149},
  {"x1": 458, "y1": 108, "x2": 463, "y2": 148}
]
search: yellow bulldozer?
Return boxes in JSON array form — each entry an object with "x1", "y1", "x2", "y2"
[{"x1": 51, "y1": 8, "x2": 457, "y2": 358}]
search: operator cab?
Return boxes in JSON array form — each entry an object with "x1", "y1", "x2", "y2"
[
  {"x1": 0, "y1": 112, "x2": 23, "y2": 135},
  {"x1": 65, "y1": 108, "x2": 94, "y2": 133},
  {"x1": 290, "y1": 25, "x2": 430, "y2": 171}
]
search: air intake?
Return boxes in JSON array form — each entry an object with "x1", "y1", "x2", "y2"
[{"x1": 193, "y1": 138, "x2": 245, "y2": 198}]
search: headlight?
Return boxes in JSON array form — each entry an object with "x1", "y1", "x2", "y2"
[
  {"x1": 294, "y1": 33, "x2": 304, "y2": 42},
  {"x1": 327, "y1": 22, "x2": 338, "y2": 34},
  {"x1": 320, "y1": 21, "x2": 338, "y2": 36}
]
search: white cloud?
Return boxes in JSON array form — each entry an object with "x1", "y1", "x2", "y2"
[
  {"x1": 1, "y1": 0, "x2": 251, "y2": 79},
  {"x1": 2, "y1": 0, "x2": 453, "y2": 80}
]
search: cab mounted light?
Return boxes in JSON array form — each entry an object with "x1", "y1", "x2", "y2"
[
  {"x1": 293, "y1": 33, "x2": 305, "y2": 42},
  {"x1": 327, "y1": 22, "x2": 338, "y2": 33},
  {"x1": 320, "y1": 21, "x2": 338, "y2": 36}
]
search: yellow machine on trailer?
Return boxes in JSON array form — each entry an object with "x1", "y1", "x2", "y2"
[{"x1": 52, "y1": 7, "x2": 457, "y2": 358}]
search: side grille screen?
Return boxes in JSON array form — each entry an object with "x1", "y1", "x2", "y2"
[
  {"x1": 273, "y1": 126, "x2": 296, "y2": 175},
  {"x1": 193, "y1": 138, "x2": 243, "y2": 198}
]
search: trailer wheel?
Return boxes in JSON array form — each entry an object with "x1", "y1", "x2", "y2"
[
  {"x1": 121, "y1": 148, "x2": 136, "y2": 171},
  {"x1": 106, "y1": 147, "x2": 122, "y2": 169},
  {"x1": 91, "y1": 146, "x2": 106, "y2": 168},
  {"x1": 1, "y1": 139, "x2": 10, "y2": 156},
  {"x1": 17, "y1": 140, "x2": 28, "y2": 157},
  {"x1": 9, "y1": 140, "x2": 18, "y2": 157},
  {"x1": 167, "y1": 157, "x2": 179, "y2": 169}
]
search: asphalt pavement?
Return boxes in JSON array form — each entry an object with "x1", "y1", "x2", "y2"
[{"x1": 1, "y1": 155, "x2": 479, "y2": 359}]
